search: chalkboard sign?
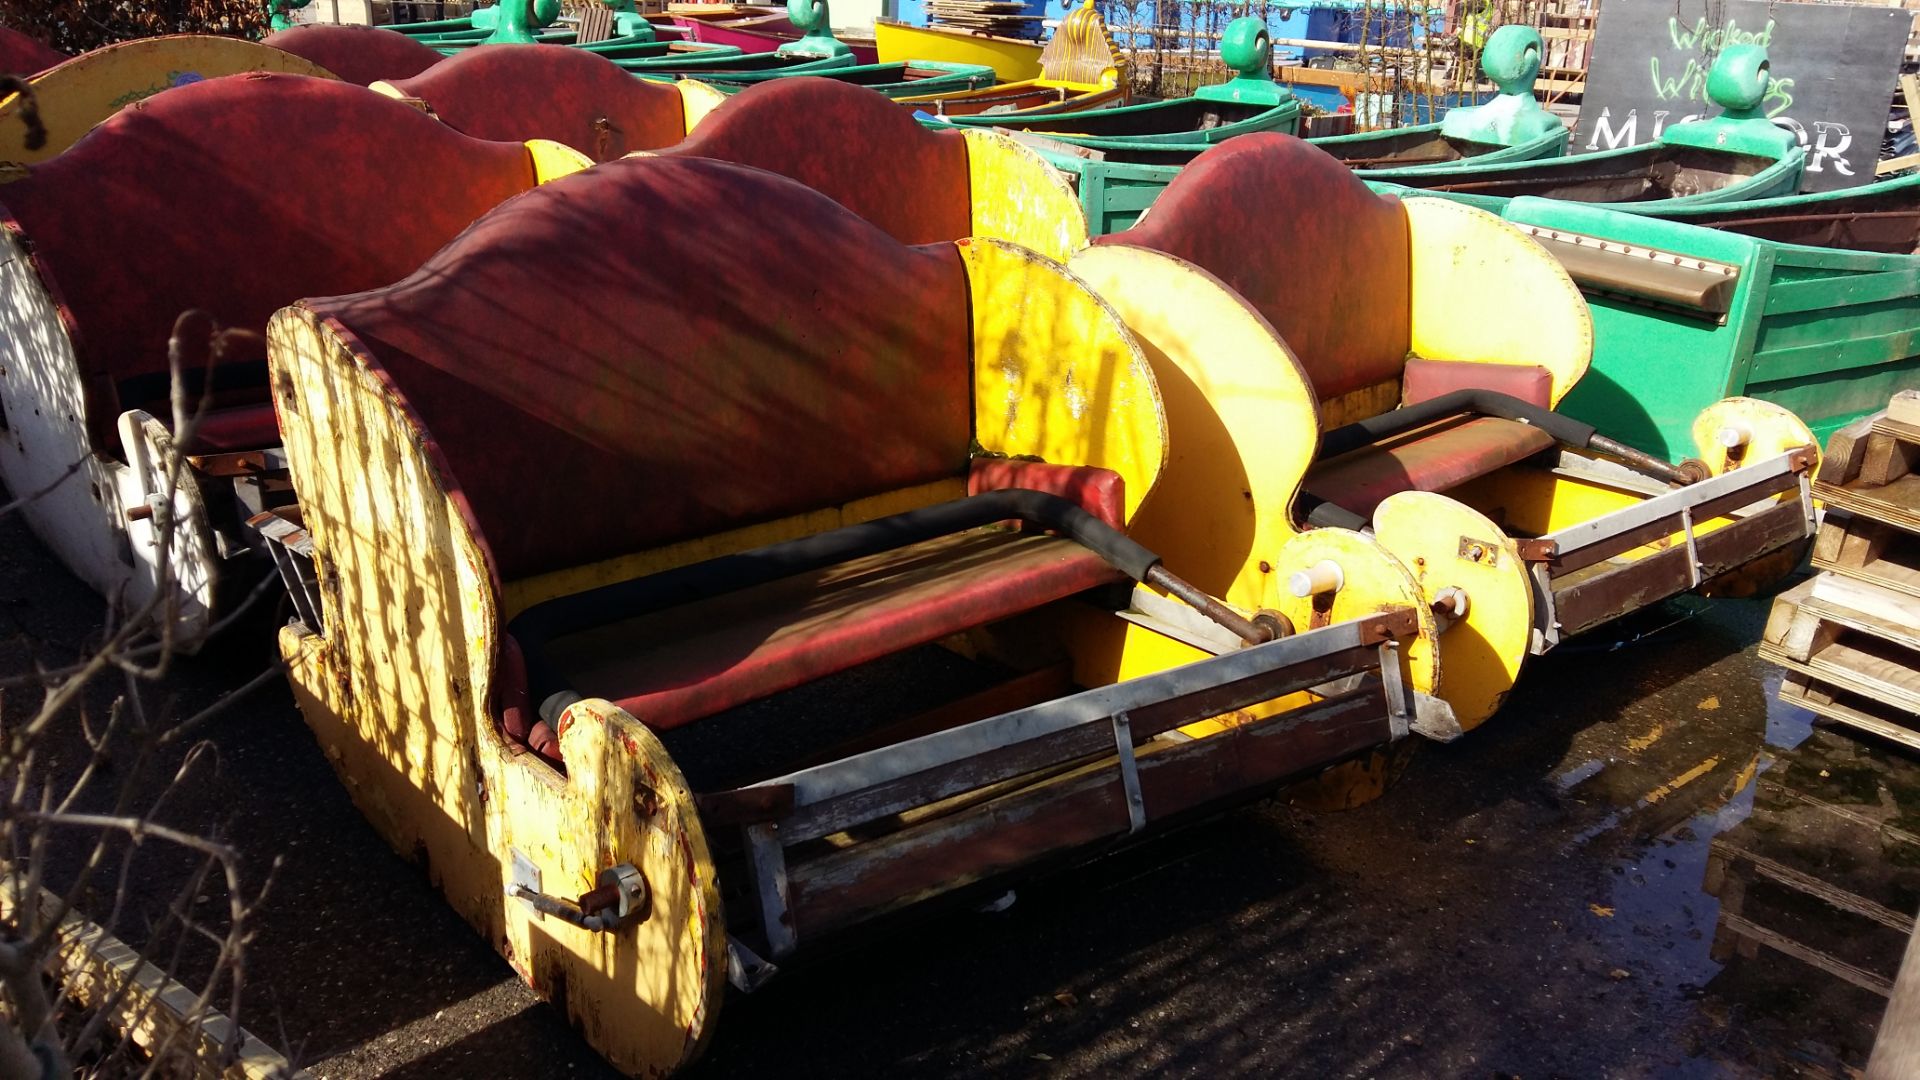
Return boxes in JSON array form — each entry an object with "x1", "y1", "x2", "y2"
[{"x1": 1575, "y1": 0, "x2": 1906, "y2": 191}]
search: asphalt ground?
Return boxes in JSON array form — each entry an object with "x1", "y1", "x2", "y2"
[{"x1": 0, "y1": 498, "x2": 1906, "y2": 1079}]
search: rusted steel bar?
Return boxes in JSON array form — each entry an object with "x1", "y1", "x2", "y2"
[
  {"x1": 787, "y1": 688, "x2": 1391, "y2": 941},
  {"x1": 1549, "y1": 500, "x2": 1808, "y2": 639},
  {"x1": 1547, "y1": 466, "x2": 1803, "y2": 578},
  {"x1": 1144, "y1": 563, "x2": 1274, "y2": 645},
  {"x1": 758, "y1": 613, "x2": 1411, "y2": 845}
]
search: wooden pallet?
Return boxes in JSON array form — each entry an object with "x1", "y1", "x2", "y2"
[
  {"x1": 1780, "y1": 674, "x2": 1920, "y2": 754},
  {"x1": 1762, "y1": 573, "x2": 1920, "y2": 724},
  {"x1": 1813, "y1": 510, "x2": 1920, "y2": 602},
  {"x1": 1815, "y1": 401, "x2": 1920, "y2": 535}
]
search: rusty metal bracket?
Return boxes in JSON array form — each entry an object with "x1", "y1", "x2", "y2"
[
  {"x1": 1110, "y1": 710, "x2": 1146, "y2": 836},
  {"x1": 1457, "y1": 536, "x2": 1501, "y2": 567},
  {"x1": 1516, "y1": 538, "x2": 1559, "y2": 563},
  {"x1": 696, "y1": 785, "x2": 795, "y2": 828}
]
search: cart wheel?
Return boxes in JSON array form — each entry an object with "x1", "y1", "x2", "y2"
[{"x1": 1372, "y1": 492, "x2": 1536, "y2": 734}]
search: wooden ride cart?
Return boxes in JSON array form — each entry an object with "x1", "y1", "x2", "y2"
[
  {"x1": 1037, "y1": 23, "x2": 1569, "y2": 236},
  {"x1": 258, "y1": 156, "x2": 1422, "y2": 1076},
  {"x1": 1064, "y1": 134, "x2": 1820, "y2": 733},
  {"x1": 0, "y1": 75, "x2": 590, "y2": 644},
  {"x1": 0, "y1": 36, "x2": 337, "y2": 166},
  {"x1": 894, "y1": 0, "x2": 1124, "y2": 118},
  {"x1": 370, "y1": 43, "x2": 729, "y2": 158},
  {"x1": 929, "y1": 16, "x2": 1298, "y2": 146},
  {"x1": 0, "y1": 27, "x2": 65, "y2": 79},
  {"x1": 1365, "y1": 45, "x2": 1805, "y2": 215},
  {"x1": 1505, "y1": 171, "x2": 1920, "y2": 461},
  {"x1": 632, "y1": 76, "x2": 1087, "y2": 261},
  {"x1": 262, "y1": 23, "x2": 448, "y2": 86}
]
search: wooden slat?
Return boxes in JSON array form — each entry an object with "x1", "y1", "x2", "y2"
[
  {"x1": 1762, "y1": 633, "x2": 1920, "y2": 714},
  {"x1": 1779, "y1": 673, "x2": 1920, "y2": 753}
]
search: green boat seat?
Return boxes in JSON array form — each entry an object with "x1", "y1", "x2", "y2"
[
  {"x1": 263, "y1": 23, "x2": 442, "y2": 85},
  {"x1": 373, "y1": 43, "x2": 692, "y2": 159},
  {"x1": 1303, "y1": 415, "x2": 1556, "y2": 520},
  {"x1": 0, "y1": 73, "x2": 544, "y2": 454}
]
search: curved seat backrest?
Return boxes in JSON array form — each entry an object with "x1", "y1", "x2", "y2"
[
  {"x1": 1096, "y1": 133, "x2": 1412, "y2": 407},
  {"x1": 285, "y1": 156, "x2": 975, "y2": 583},
  {"x1": 0, "y1": 73, "x2": 538, "y2": 445},
  {"x1": 0, "y1": 26, "x2": 65, "y2": 76},
  {"x1": 264, "y1": 24, "x2": 443, "y2": 86},
  {"x1": 657, "y1": 77, "x2": 971, "y2": 245},
  {"x1": 378, "y1": 44, "x2": 689, "y2": 159}
]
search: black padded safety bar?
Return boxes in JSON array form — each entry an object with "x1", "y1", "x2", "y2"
[{"x1": 1318, "y1": 389, "x2": 1599, "y2": 461}]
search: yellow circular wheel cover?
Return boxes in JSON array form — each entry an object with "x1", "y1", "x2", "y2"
[{"x1": 1372, "y1": 492, "x2": 1534, "y2": 732}]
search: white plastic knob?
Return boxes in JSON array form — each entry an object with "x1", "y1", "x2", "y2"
[
  {"x1": 1715, "y1": 423, "x2": 1752, "y2": 449},
  {"x1": 1288, "y1": 560, "x2": 1345, "y2": 598}
]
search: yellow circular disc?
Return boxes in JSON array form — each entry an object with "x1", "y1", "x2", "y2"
[
  {"x1": 1272, "y1": 526, "x2": 1438, "y2": 698},
  {"x1": 1371, "y1": 491, "x2": 1534, "y2": 732}
]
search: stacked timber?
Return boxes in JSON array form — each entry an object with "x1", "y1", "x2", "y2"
[
  {"x1": 1763, "y1": 391, "x2": 1920, "y2": 749},
  {"x1": 923, "y1": 0, "x2": 1043, "y2": 38}
]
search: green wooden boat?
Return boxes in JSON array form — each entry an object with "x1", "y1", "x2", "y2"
[
  {"x1": 1030, "y1": 24, "x2": 1567, "y2": 235},
  {"x1": 927, "y1": 16, "x2": 1297, "y2": 147},
  {"x1": 705, "y1": 59, "x2": 995, "y2": 98},
  {"x1": 1365, "y1": 45, "x2": 1804, "y2": 214},
  {"x1": 1499, "y1": 171, "x2": 1920, "y2": 461}
]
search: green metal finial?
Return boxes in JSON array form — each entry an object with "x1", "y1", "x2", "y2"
[
  {"x1": 268, "y1": 0, "x2": 312, "y2": 32},
  {"x1": 1660, "y1": 44, "x2": 1798, "y2": 158},
  {"x1": 1193, "y1": 17, "x2": 1291, "y2": 107},
  {"x1": 777, "y1": 0, "x2": 852, "y2": 58},
  {"x1": 485, "y1": 0, "x2": 562, "y2": 44},
  {"x1": 1439, "y1": 24, "x2": 1561, "y2": 147}
]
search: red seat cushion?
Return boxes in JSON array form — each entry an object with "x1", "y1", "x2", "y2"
[
  {"x1": 187, "y1": 402, "x2": 281, "y2": 453},
  {"x1": 1304, "y1": 416, "x2": 1556, "y2": 520},
  {"x1": 544, "y1": 530, "x2": 1124, "y2": 731},
  {"x1": 1401, "y1": 358, "x2": 1554, "y2": 410}
]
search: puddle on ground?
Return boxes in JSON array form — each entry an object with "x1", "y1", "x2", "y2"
[{"x1": 1574, "y1": 660, "x2": 1918, "y2": 1076}]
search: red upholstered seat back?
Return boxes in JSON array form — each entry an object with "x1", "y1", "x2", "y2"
[
  {"x1": 1095, "y1": 133, "x2": 1413, "y2": 404},
  {"x1": 382, "y1": 44, "x2": 687, "y2": 159},
  {"x1": 0, "y1": 26, "x2": 65, "y2": 76},
  {"x1": 0, "y1": 73, "x2": 537, "y2": 446},
  {"x1": 658, "y1": 77, "x2": 971, "y2": 246},
  {"x1": 300, "y1": 156, "x2": 975, "y2": 582},
  {"x1": 263, "y1": 24, "x2": 441, "y2": 86}
]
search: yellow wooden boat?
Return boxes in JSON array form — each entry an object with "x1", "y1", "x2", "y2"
[
  {"x1": 894, "y1": 0, "x2": 1123, "y2": 116},
  {"x1": 873, "y1": 16, "x2": 1043, "y2": 83}
]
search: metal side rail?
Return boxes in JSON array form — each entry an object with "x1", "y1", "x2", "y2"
[
  {"x1": 1525, "y1": 445, "x2": 1817, "y2": 650},
  {"x1": 701, "y1": 608, "x2": 1418, "y2": 964}
]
